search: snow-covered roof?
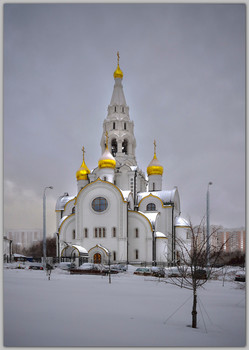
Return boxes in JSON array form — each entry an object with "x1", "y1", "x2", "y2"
[
  {"x1": 154, "y1": 231, "x2": 167, "y2": 238},
  {"x1": 120, "y1": 190, "x2": 132, "y2": 201},
  {"x1": 56, "y1": 193, "x2": 75, "y2": 211},
  {"x1": 72, "y1": 245, "x2": 88, "y2": 255},
  {"x1": 174, "y1": 216, "x2": 190, "y2": 227},
  {"x1": 140, "y1": 212, "x2": 159, "y2": 230},
  {"x1": 137, "y1": 188, "x2": 177, "y2": 205},
  {"x1": 58, "y1": 216, "x2": 68, "y2": 228}
]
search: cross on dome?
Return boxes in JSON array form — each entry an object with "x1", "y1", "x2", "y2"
[{"x1": 113, "y1": 51, "x2": 123, "y2": 79}]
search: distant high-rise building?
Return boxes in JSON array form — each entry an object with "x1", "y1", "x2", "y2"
[{"x1": 4, "y1": 229, "x2": 43, "y2": 253}]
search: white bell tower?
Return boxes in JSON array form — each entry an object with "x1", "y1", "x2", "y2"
[{"x1": 100, "y1": 52, "x2": 137, "y2": 167}]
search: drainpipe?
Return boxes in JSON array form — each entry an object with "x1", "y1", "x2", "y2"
[
  {"x1": 126, "y1": 202, "x2": 129, "y2": 265},
  {"x1": 9, "y1": 240, "x2": 12, "y2": 263},
  {"x1": 171, "y1": 202, "x2": 175, "y2": 265},
  {"x1": 134, "y1": 169, "x2": 138, "y2": 211}
]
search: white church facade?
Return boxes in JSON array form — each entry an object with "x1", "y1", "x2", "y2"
[{"x1": 55, "y1": 53, "x2": 190, "y2": 266}]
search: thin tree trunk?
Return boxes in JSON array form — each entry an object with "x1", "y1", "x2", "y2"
[{"x1": 192, "y1": 288, "x2": 197, "y2": 328}]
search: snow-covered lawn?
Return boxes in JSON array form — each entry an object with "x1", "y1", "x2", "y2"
[{"x1": 3, "y1": 266, "x2": 246, "y2": 347}]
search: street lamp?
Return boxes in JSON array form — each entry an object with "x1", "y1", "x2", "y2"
[
  {"x1": 43, "y1": 186, "x2": 53, "y2": 269},
  {"x1": 206, "y1": 182, "x2": 213, "y2": 269}
]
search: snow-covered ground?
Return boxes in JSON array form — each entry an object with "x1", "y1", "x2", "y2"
[{"x1": 3, "y1": 264, "x2": 246, "y2": 347}]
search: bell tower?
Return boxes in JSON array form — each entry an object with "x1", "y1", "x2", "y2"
[{"x1": 100, "y1": 52, "x2": 137, "y2": 167}]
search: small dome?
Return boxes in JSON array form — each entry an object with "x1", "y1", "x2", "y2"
[
  {"x1": 113, "y1": 64, "x2": 123, "y2": 79},
  {"x1": 98, "y1": 148, "x2": 116, "y2": 169},
  {"x1": 113, "y1": 51, "x2": 123, "y2": 79},
  {"x1": 147, "y1": 140, "x2": 163, "y2": 176},
  {"x1": 99, "y1": 131, "x2": 116, "y2": 169},
  {"x1": 76, "y1": 147, "x2": 90, "y2": 180}
]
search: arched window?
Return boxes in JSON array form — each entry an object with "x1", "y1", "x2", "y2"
[
  {"x1": 111, "y1": 139, "x2": 117, "y2": 157},
  {"x1": 113, "y1": 122, "x2": 116, "y2": 129},
  {"x1": 122, "y1": 139, "x2": 128, "y2": 154},
  {"x1": 146, "y1": 203, "x2": 156, "y2": 211},
  {"x1": 113, "y1": 251, "x2": 116, "y2": 261},
  {"x1": 124, "y1": 122, "x2": 126, "y2": 130}
]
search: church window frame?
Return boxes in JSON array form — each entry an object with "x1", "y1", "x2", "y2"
[
  {"x1": 153, "y1": 182, "x2": 155, "y2": 191},
  {"x1": 113, "y1": 251, "x2": 116, "y2": 261},
  {"x1": 72, "y1": 229, "x2": 76, "y2": 240},
  {"x1": 122, "y1": 139, "x2": 128, "y2": 155},
  {"x1": 124, "y1": 122, "x2": 126, "y2": 130},
  {"x1": 112, "y1": 227, "x2": 116, "y2": 238},
  {"x1": 84, "y1": 228, "x2": 88, "y2": 238},
  {"x1": 92, "y1": 197, "x2": 108, "y2": 212},
  {"x1": 103, "y1": 227, "x2": 106, "y2": 238},
  {"x1": 122, "y1": 107, "x2": 124, "y2": 113},
  {"x1": 146, "y1": 203, "x2": 156, "y2": 211},
  {"x1": 135, "y1": 249, "x2": 139, "y2": 260},
  {"x1": 111, "y1": 138, "x2": 117, "y2": 157},
  {"x1": 94, "y1": 228, "x2": 98, "y2": 238},
  {"x1": 135, "y1": 228, "x2": 139, "y2": 238},
  {"x1": 113, "y1": 122, "x2": 116, "y2": 129}
]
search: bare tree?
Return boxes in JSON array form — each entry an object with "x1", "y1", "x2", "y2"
[
  {"x1": 23, "y1": 237, "x2": 56, "y2": 258},
  {"x1": 166, "y1": 218, "x2": 228, "y2": 328}
]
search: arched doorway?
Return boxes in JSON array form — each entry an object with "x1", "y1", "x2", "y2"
[{"x1": 94, "y1": 253, "x2": 102, "y2": 264}]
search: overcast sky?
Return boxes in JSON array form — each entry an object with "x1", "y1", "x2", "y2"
[{"x1": 3, "y1": 3, "x2": 246, "y2": 236}]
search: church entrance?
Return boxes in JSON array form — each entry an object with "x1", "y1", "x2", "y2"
[{"x1": 93, "y1": 253, "x2": 101, "y2": 264}]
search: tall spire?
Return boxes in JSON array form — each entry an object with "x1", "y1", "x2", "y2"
[{"x1": 101, "y1": 53, "x2": 137, "y2": 167}]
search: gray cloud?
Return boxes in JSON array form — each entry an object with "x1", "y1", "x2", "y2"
[{"x1": 3, "y1": 3, "x2": 245, "y2": 234}]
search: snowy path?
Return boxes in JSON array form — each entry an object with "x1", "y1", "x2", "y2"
[{"x1": 3, "y1": 268, "x2": 246, "y2": 347}]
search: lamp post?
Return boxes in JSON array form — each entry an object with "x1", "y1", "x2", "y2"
[
  {"x1": 43, "y1": 186, "x2": 53, "y2": 269},
  {"x1": 206, "y1": 182, "x2": 213, "y2": 270}
]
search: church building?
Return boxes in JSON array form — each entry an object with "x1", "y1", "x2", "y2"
[{"x1": 55, "y1": 53, "x2": 190, "y2": 266}]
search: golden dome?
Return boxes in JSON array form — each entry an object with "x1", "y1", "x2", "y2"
[
  {"x1": 98, "y1": 132, "x2": 116, "y2": 169},
  {"x1": 76, "y1": 147, "x2": 90, "y2": 181},
  {"x1": 113, "y1": 51, "x2": 123, "y2": 79},
  {"x1": 147, "y1": 140, "x2": 164, "y2": 176}
]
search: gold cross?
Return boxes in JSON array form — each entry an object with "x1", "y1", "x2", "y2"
[
  {"x1": 105, "y1": 131, "x2": 109, "y2": 148},
  {"x1": 154, "y1": 140, "x2": 156, "y2": 154},
  {"x1": 117, "y1": 51, "x2": 120, "y2": 65},
  {"x1": 82, "y1": 146, "x2": 85, "y2": 160}
]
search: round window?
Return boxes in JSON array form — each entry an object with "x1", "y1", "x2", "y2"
[{"x1": 92, "y1": 197, "x2": 108, "y2": 212}]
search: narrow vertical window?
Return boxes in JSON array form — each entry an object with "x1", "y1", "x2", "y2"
[
  {"x1": 113, "y1": 251, "x2": 116, "y2": 261},
  {"x1": 122, "y1": 107, "x2": 124, "y2": 113},
  {"x1": 111, "y1": 139, "x2": 117, "y2": 157},
  {"x1": 113, "y1": 122, "x2": 116, "y2": 129},
  {"x1": 124, "y1": 122, "x2": 126, "y2": 130},
  {"x1": 99, "y1": 228, "x2": 102, "y2": 238},
  {"x1": 122, "y1": 139, "x2": 128, "y2": 154},
  {"x1": 95, "y1": 228, "x2": 98, "y2": 238},
  {"x1": 135, "y1": 228, "x2": 139, "y2": 238},
  {"x1": 72, "y1": 229, "x2": 76, "y2": 240},
  {"x1": 114, "y1": 107, "x2": 117, "y2": 112},
  {"x1": 84, "y1": 228, "x2": 88, "y2": 238},
  {"x1": 153, "y1": 182, "x2": 155, "y2": 191},
  {"x1": 103, "y1": 227, "x2": 106, "y2": 238},
  {"x1": 135, "y1": 249, "x2": 139, "y2": 260},
  {"x1": 112, "y1": 227, "x2": 116, "y2": 238}
]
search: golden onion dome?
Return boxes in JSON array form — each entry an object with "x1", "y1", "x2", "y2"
[
  {"x1": 76, "y1": 147, "x2": 90, "y2": 181},
  {"x1": 147, "y1": 141, "x2": 164, "y2": 176},
  {"x1": 113, "y1": 51, "x2": 123, "y2": 79},
  {"x1": 98, "y1": 132, "x2": 116, "y2": 169}
]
